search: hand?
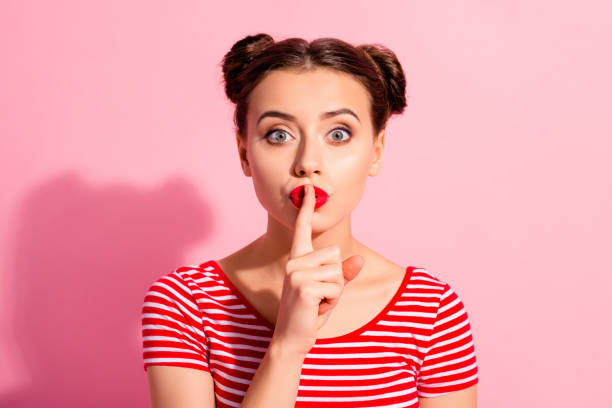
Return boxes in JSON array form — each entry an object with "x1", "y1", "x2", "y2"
[{"x1": 271, "y1": 184, "x2": 365, "y2": 355}]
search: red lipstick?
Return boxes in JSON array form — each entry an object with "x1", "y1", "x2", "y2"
[{"x1": 289, "y1": 185, "x2": 329, "y2": 209}]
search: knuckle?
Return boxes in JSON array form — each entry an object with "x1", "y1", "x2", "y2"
[
  {"x1": 298, "y1": 284, "x2": 313, "y2": 300},
  {"x1": 332, "y1": 263, "x2": 342, "y2": 276},
  {"x1": 286, "y1": 259, "x2": 298, "y2": 274},
  {"x1": 288, "y1": 270, "x2": 300, "y2": 286},
  {"x1": 335, "y1": 266, "x2": 344, "y2": 282},
  {"x1": 327, "y1": 245, "x2": 341, "y2": 258},
  {"x1": 336, "y1": 274, "x2": 344, "y2": 288}
]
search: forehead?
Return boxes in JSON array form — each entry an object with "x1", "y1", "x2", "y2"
[{"x1": 248, "y1": 67, "x2": 371, "y2": 124}]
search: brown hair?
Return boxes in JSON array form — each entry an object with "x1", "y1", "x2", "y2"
[{"x1": 220, "y1": 33, "x2": 408, "y2": 139}]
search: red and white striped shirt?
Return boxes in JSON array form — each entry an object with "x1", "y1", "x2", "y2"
[{"x1": 141, "y1": 260, "x2": 478, "y2": 407}]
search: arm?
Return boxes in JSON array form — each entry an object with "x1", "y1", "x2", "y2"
[
  {"x1": 141, "y1": 272, "x2": 216, "y2": 407},
  {"x1": 417, "y1": 283, "x2": 479, "y2": 404},
  {"x1": 419, "y1": 384, "x2": 477, "y2": 408},
  {"x1": 146, "y1": 366, "x2": 216, "y2": 408},
  {"x1": 240, "y1": 340, "x2": 307, "y2": 407}
]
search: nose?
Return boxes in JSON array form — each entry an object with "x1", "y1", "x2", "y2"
[{"x1": 293, "y1": 135, "x2": 322, "y2": 177}]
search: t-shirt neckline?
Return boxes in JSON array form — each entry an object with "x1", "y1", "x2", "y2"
[{"x1": 208, "y1": 259, "x2": 415, "y2": 344}]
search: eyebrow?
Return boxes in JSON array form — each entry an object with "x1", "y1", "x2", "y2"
[{"x1": 256, "y1": 108, "x2": 361, "y2": 125}]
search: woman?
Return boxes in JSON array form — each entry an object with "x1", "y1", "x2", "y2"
[{"x1": 142, "y1": 33, "x2": 479, "y2": 407}]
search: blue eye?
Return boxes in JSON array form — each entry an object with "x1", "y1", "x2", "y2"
[
  {"x1": 265, "y1": 129, "x2": 292, "y2": 144},
  {"x1": 328, "y1": 127, "x2": 352, "y2": 144},
  {"x1": 265, "y1": 127, "x2": 353, "y2": 145}
]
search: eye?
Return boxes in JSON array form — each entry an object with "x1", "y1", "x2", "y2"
[
  {"x1": 264, "y1": 127, "x2": 353, "y2": 145},
  {"x1": 265, "y1": 128, "x2": 293, "y2": 145},
  {"x1": 328, "y1": 127, "x2": 352, "y2": 144}
]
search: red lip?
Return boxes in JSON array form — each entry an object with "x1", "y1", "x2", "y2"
[{"x1": 289, "y1": 185, "x2": 329, "y2": 209}]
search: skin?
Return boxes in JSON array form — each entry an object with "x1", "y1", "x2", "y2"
[
  {"x1": 229, "y1": 66, "x2": 477, "y2": 407},
  {"x1": 234, "y1": 67, "x2": 385, "y2": 284}
]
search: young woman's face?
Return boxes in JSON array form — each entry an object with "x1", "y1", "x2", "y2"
[{"x1": 238, "y1": 67, "x2": 384, "y2": 232}]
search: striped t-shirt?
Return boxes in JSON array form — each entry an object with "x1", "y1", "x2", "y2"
[{"x1": 141, "y1": 260, "x2": 478, "y2": 407}]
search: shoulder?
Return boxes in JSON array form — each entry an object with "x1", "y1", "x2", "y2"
[
  {"x1": 407, "y1": 266, "x2": 450, "y2": 292},
  {"x1": 143, "y1": 260, "x2": 225, "y2": 299},
  {"x1": 405, "y1": 266, "x2": 469, "y2": 311}
]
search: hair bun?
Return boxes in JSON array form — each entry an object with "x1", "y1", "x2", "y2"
[
  {"x1": 359, "y1": 44, "x2": 407, "y2": 116},
  {"x1": 221, "y1": 33, "x2": 275, "y2": 103}
]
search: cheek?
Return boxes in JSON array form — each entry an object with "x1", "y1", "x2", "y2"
[
  {"x1": 248, "y1": 154, "x2": 287, "y2": 204},
  {"x1": 327, "y1": 154, "x2": 371, "y2": 207},
  {"x1": 333, "y1": 153, "x2": 372, "y2": 184},
  {"x1": 250, "y1": 151, "x2": 284, "y2": 182}
]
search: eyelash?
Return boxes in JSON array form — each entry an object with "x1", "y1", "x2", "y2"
[{"x1": 264, "y1": 126, "x2": 353, "y2": 145}]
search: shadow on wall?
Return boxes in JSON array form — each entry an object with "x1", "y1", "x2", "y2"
[{"x1": 1, "y1": 172, "x2": 212, "y2": 407}]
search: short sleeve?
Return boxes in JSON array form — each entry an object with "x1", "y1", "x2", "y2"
[
  {"x1": 417, "y1": 282, "x2": 479, "y2": 397},
  {"x1": 141, "y1": 271, "x2": 210, "y2": 373}
]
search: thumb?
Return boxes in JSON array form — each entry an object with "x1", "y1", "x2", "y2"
[{"x1": 342, "y1": 255, "x2": 365, "y2": 284}]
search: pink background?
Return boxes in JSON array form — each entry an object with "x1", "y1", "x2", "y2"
[{"x1": 1, "y1": 1, "x2": 610, "y2": 406}]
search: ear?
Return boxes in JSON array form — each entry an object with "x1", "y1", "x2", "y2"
[
  {"x1": 236, "y1": 131, "x2": 252, "y2": 177},
  {"x1": 368, "y1": 129, "x2": 385, "y2": 176}
]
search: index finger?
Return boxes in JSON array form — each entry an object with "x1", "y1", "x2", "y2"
[{"x1": 290, "y1": 184, "x2": 316, "y2": 259}]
